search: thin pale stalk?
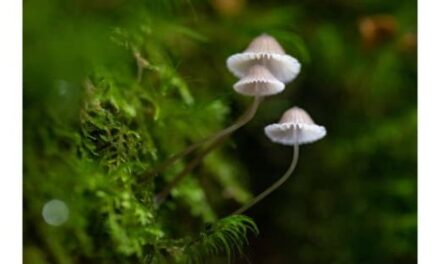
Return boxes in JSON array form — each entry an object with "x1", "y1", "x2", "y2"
[
  {"x1": 147, "y1": 96, "x2": 262, "y2": 177},
  {"x1": 232, "y1": 143, "x2": 299, "y2": 215},
  {"x1": 154, "y1": 97, "x2": 263, "y2": 205}
]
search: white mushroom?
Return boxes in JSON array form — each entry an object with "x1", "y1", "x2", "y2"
[
  {"x1": 264, "y1": 106, "x2": 327, "y2": 145},
  {"x1": 233, "y1": 64, "x2": 285, "y2": 96},
  {"x1": 152, "y1": 37, "x2": 299, "y2": 205},
  {"x1": 233, "y1": 106, "x2": 326, "y2": 215},
  {"x1": 227, "y1": 34, "x2": 301, "y2": 83}
]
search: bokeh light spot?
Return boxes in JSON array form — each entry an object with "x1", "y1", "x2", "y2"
[{"x1": 42, "y1": 199, "x2": 69, "y2": 226}]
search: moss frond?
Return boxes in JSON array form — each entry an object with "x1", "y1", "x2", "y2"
[{"x1": 183, "y1": 215, "x2": 259, "y2": 263}]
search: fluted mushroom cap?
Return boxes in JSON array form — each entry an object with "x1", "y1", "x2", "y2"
[
  {"x1": 264, "y1": 107, "x2": 326, "y2": 145},
  {"x1": 227, "y1": 34, "x2": 301, "y2": 83},
  {"x1": 233, "y1": 65, "x2": 285, "y2": 96}
]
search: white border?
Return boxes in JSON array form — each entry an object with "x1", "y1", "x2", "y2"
[
  {"x1": 0, "y1": 0, "x2": 22, "y2": 262},
  {"x1": 419, "y1": 0, "x2": 440, "y2": 263}
]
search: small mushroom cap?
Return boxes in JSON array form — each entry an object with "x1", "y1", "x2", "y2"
[
  {"x1": 245, "y1": 34, "x2": 286, "y2": 54},
  {"x1": 233, "y1": 65, "x2": 285, "y2": 96},
  {"x1": 226, "y1": 34, "x2": 301, "y2": 83},
  {"x1": 264, "y1": 107, "x2": 326, "y2": 145}
]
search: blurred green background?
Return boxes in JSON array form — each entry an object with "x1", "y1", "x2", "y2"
[{"x1": 24, "y1": 0, "x2": 417, "y2": 263}]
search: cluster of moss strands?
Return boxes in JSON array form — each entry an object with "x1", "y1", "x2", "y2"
[
  {"x1": 24, "y1": 4, "x2": 257, "y2": 263},
  {"x1": 183, "y1": 215, "x2": 259, "y2": 264}
]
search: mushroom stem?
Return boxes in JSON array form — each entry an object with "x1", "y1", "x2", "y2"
[
  {"x1": 153, "y1": 96, "x2": 263, "y2": 205},
  {"x1": 232, "y1": 143, "x2": 299, "y2": 215},
  {"x1": 147, "y1": 96, "x2": 263, "y2": 177}
]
